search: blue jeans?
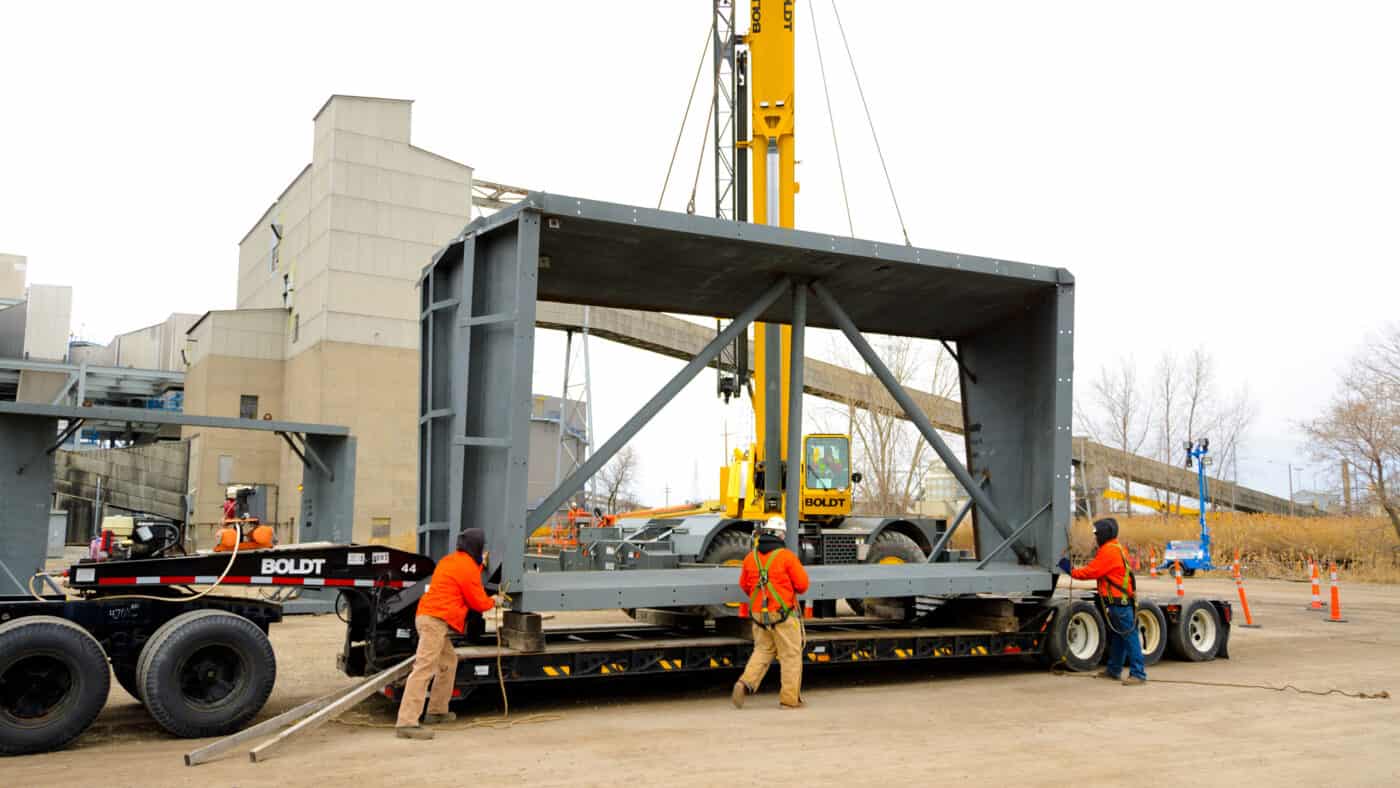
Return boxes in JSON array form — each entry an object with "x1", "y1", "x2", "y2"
[{"x1": 1104, "y1": 604, "x2": 1147, "y2": 680}]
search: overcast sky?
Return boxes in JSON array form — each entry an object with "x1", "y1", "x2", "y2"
[{"x1": 3, "y1": 1, "x2": 1397, "y2": 504}]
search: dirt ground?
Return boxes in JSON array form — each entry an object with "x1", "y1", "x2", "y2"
[{"x1": 8, "y1": 575, "x2": 1400, "y2": 787}]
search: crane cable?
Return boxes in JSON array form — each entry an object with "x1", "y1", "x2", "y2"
[
  {"x1": 830, "y1": 0, "x2": 912, "y2": 246},
  {"x1": 686, "y1": 90, "x2": 717, "y2": 215},
  {"x1": 660, "y1": 23, "x2": 716, "y2": 210},
  {"x1": 808, "y1": 0, "x2": 854, "y2": 237}
]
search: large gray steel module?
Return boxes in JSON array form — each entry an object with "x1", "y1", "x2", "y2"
[{"x1": 418, "y1": 192, "x2": 1074, "y2": 613}]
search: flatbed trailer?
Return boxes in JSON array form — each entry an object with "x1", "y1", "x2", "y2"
[
  {"x1": 380, "y1": 596, "x2": 1232, "y2": 704},
  {"x1": 0, "y1": 542, "x2": 1232, "y2": 756}
]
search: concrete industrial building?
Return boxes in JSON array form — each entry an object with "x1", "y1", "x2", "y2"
[{"x1": 182, "y1": 95, "x2": 484, "y2": 548}]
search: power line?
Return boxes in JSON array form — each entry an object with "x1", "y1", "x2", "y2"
[{"x1": 831, "y1": 1, "x2": 911, "y2": 246}]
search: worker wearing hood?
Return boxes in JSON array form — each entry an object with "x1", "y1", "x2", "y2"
[
  {"x1": 396, "y1": 528, "x2": 495, "y2": 738},
  {"x1": 1057, "y1": 517, "x2": 1146, "y2": 685}
]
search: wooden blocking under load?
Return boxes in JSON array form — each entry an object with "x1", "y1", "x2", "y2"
[
  {"x1": 949, "y1": 598, "x2": 1019, "y2": 633},
  {"x1": 501, "y1": 611, "x2": 545, "y2": 652}
]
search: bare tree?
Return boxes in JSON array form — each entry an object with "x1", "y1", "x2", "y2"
[
  {"x1": 822, "y1": 336, "x2": 957, "y2": 515},
  {"x1": 1079, "y1": 357, "x2": 1152, "y2": 513},
  {"x1": 1305, "y1": 325, "x2": 1400, "y2": 537},
  {"x1": 596, "y1": 445, "x2": 641, "y2": 514}
]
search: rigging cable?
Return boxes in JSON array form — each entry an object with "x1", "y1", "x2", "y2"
[
  {"x1": 831, "y1": 1, "x2": 912, "y2": 246},
  {"x1": 808, "y1": 0, "x2": 854, "y2": 237},
  {"x1": 660, "y1": 23, "x2": 716, "y2": 210}
]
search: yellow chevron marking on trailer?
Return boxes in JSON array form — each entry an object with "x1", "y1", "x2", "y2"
[{"x1": 543, "y1": 666, "x2": 559, "y2": 677}]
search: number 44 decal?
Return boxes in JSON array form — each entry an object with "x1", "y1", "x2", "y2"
[{"x1": 401, "y1": 563, "x2": 417, "y2": 574}]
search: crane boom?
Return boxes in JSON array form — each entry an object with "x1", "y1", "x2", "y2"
[{"x1": 747, "y1": 0, "x2": 797, "y2": 517}]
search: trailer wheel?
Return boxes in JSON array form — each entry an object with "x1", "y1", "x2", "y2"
[
  {"x1": 851, "y1": 531, "x2": 925, "y2": 620},
  {"x1": 1167, "y1": 599, "x2": 1221, "y2": 662},
  {"x1": 1045, "y1": 601, "x2": 1105, "y2": 672},
  {"x1": 0, "y1": 616, "x2": 111, "y2": 756},
  {"x1": 700, "y1": 530, "x2": 753, "y2": 619},
  {"x1": 1135, "y1": 601, "x2": 1168, "y2": 666},
  {"x1": 136, "y1": 610, "x2": 276, "y2": 738}
]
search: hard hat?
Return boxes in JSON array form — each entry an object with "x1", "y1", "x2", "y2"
[
  {"x1": 225, "y1": 486, "x2": 238, "y2": 499},
  {"x1": 763, "y1": 516, "x2": 787, "y2": 537}
]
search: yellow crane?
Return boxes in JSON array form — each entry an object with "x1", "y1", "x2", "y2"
[{"x1": 718, "y1": 0, "x2": 854, "y2": 527}]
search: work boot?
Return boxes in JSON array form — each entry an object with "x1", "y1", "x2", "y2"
[
  {"x1": 1122, "y1": 676, "x2": 1147, "y2": 687},
  {"x1": 395, "y1": 725, "x2": 435, "y2": 740},
  {"x1": 1095, "y1": 670, "x2": 1121, "y2": 681},
  {"x1": 423, "y1": 712, "x2": 457, "y2": 725},
  {"x1": 779, "y1": 700, "x2": 806, "y2": 710},
  {"x1": 731, "y1": 681, "x2": 750, "y2": 709}
]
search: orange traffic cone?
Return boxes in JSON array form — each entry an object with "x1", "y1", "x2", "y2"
[
  {"x1": 1132, "y1": 551, "x2": 1142, "y2": 571},
  {"x1": 1173, "y1": 561, "x2": 1185, "y2": 598},
  {"x1": 1307, "y1": 560, "x2": 1325, "y2": 610},
  {"x1": 1232, "y1": 559, "x2": 1260, "y2": 628},
  {"x1": 1325, "y1": 562, "x2": 1347, "y2": 623},
  {"x1": 1149, "y1": 548, "x2": 1159, "y2": 578}
]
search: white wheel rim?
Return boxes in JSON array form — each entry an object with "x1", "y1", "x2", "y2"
[
  {"x1": 1136, "y1": 609, "x2": 1160, "y2": 654},
  {"x1": 1067, "y1": 611, "x2": 1100, "y2": 661},
  {"x1": 1188, "y1": 608, "x2": 1218, "y2": 652}
]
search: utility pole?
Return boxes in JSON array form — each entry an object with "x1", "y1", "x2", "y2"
[
  {"x1": 1341, "y1": 460, "x2": 1352, "y2": 514},
  {"x1": 664, "y1": 484, "x2": 671, "y2": 507},
  {"x1": 1287, "y1": 463, "x2": 1295, "y2": 517}
]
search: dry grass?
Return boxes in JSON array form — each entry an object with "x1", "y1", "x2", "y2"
[
  {"x1": 944, "y1": 513, "x2": 1400, "y2": 582},
  {"x1": 1080, "y1": 514, "x2": 1400, "y2": 583}
]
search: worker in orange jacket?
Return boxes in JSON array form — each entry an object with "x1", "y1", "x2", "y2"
[
  {"x1": 396, "y1": 528, "x2": 496, "y2": 739},
  {"x1": 1057, "y1": 517, "x2": 1146, "y2": 685},
  {"x1": 732, "y1": 517, "x2": 810, "y2": 709}
]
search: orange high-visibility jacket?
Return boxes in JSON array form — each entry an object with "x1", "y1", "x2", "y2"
[
  {"x1": 1070, "y1": 537, "x2": 1135, "y2": 603},
  {"x1": 739, "y1": 548, "x2": 810, "y2": 614},
  {"x1": 416, "y1": 552, "x2": 495, "y2": 633}
]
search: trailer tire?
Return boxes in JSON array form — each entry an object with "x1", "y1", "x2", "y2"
[
  {"x1": 136, "y1": 609, "x2": 276, "y2": 738},
  {"x1": 851, "y1": 531, "x2": 925, "y2": 620},
  {"x1": 1045, "y1": 601, "x2": 1106, "y2": 672},
  {"x1": 1134, "y1": 601, "x2": 1168, "y2": 667},
  {"x1": 699, "y1": 530, "x2": 754, "y2": 619},
  {"x1": 1167, "y1": 599, "x2": 1221, "y2": 662},
  {"x1": 0, "y1": 615, "x2": 111, "y2": 756}
]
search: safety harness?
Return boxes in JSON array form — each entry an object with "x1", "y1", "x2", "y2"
[
  {"x1": 1098, "y1": 543, "x2": 1138, "y2": 636},
  {"x1": 749, "y1": 544, "x2": 796, "y2": 629}
]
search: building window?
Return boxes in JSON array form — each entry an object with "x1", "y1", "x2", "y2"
[
  {"x1": 240, "y1": 394, "x2": 259, "y2": 420},
  {"x1": 292, "y1": 313, "x2": 300, "y2": 343},
  {"x1": 282, "y1": 273, "x2": 292, "y2": 307}
]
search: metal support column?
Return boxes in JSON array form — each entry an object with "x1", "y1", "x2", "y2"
[
  {"x1": 528, "y1": 278, "x2": 791, "y2": 531},
  {"x1": 783, "y1": 281, "x2": 807, "y2": 552},
  {"x1": 809, "y1": 281, "x2": 1029, "y2": 562}
]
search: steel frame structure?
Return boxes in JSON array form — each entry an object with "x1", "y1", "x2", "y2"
[
  {"x1": 419, "y1": 193, "x2": 1073, "y2": 612},
  {"x1": 0, "y1": 402, "x2": 355, "y2": 597}
]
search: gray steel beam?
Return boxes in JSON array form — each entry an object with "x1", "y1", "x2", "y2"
[
  {"x1": 0, "y1": 402, "x2": 348, "y2": 436},
  {"x1": 975, "y1": 501, "x2": 1052, "y2": 570},
  {"x1": 527, "y1": 277, "x2": 792, "y2": 532},
  {"x1": 784, "y1": 282, "x2": 807, "y2": 552},
  {"x1": 808, "y1": 280, "x2": 1027, "y2": 561},
  {"x1": 50, "y1": 372, "x2": 78, "y2": 405},
  {"x1": 277, "y1": 431, "x2": 334, "y2": 482},
  {"x1": 926, "y1": 477, "x2": 984, "y2": 563}
]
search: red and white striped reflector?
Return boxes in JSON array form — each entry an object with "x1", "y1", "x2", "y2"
[{"x1": 92, "y1": 576, "x2": 408, "y2": 588}]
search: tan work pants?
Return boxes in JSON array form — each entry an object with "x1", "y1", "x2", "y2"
[
  {"x1": 737, "y1": 615, "x2": 803, "y2": 706},
  {"x1": 396, "y1": 615, "x2": 458, "y2": 728}
]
